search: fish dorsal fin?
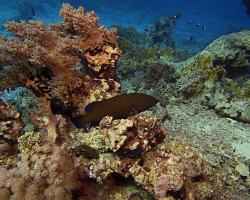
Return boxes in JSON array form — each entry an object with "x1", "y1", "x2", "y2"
[{"x1": 85, "y1": 101, "x2": 100, "y2": 113}]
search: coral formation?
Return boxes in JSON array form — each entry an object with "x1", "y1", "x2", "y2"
[
  {"x1": 0, "y1": 102, "x2": 23, "y2": 165},
  {"x1": 148, "y1": 13, "x2": 181, "y2": 49},
  {"x1": 0, "y1": 132, "x2": 88, "y2": 200},
  {"x1": 116, "y1": 22, "x2": 189, "y2": 77},
  {"x1": 177, "y1": 30, "x2": 250, "y2": 123},
  {"x1": 0, "y1": 3, "x2": 121, "y2": 115},
  {"x1": 1, "y1": 87, "x2": 38, "y2": 131},
  {"x1": 77, "y1": 115, "x2": 166, "y2": 155},
  {"x1": 0, "y1": 3, "x2": 249, "y2": 200}
]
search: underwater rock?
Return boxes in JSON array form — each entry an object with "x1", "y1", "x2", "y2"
[
  {"x1": 78, "y1": 115, "x2": 166, "y2": 155},
  {"x1": 235, "y1": 162, "x2": 249, "y2": 178},
  {"x1": 129, "y1": 144, "x2": 205, "y2": 198},
  {"x1": 177, "y1": 31, "x2": 250, "y2": 123},
  {"x1": 87, "y1": 135, "x2": 223, "y2": 200}
]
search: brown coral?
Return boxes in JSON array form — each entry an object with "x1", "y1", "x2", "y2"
[
  {"x1": 0, "y1": 3, "x2": 121, "y2": 114},
  {"x1": 78, "y1": 115, "x2": 166, "y2": 156},
  {"x1": 0, "y1": 102, "x2": 24, "y2": 163}
]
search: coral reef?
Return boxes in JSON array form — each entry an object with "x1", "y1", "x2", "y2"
[
  {"x1": 0, "y1": 132, "x2": 88, "y2": 200},
  {"x1": 0, "y1": 3, "x2": 121, "y2": 115},
  {"x1": 116, "y1": 23, "x2": 190, "y2": 77},
  {"x1": 1, "y1": 87, "x2": 38, "y2": 131},
  {"x1": 76, "y1": 115, "x2": 166, "y2": 156},
  {"x1": 0, "y1": 3, "x2": 249, "y2": 200},
  {"x1": 148, "y1": 13, "x2": 181, "y2": 49},
  {"x1": 176, "y1": 30, "x2": 250, "y2": 123},
  {"x1": 120, "y1": 29, "x2": 250, "y2": 198},
  {"x1": 0, "y1": 102, "x2": 23, "y2": 165}
]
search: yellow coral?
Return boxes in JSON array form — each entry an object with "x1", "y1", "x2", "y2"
[
  {"x1": 18, "y1": 131, "x2": 44, "y2": 153},
  {"x1": 180, "y1": 54, "x2": 224, "y2": 82}
]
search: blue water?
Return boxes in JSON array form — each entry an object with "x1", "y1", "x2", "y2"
[{"x1": 0, "y1": 0, "x2": 249, "y2": 52}]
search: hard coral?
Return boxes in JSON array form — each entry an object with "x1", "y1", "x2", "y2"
[
  {"x1": 129, "y1": 145, "x2": 205, "y2": 198},
  {"x1": 0, "y1": 3, "x2": 121, "y2": 114},
  {"x1": 78, "y1": 115, "x2": 166, "y2": 155}
]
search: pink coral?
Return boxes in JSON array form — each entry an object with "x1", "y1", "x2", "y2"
[{"x1": 0, "y1": 132, "x2": 88, "y2": 200}]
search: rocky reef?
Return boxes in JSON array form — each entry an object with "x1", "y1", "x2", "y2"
[
  {"x1": 0, "y1": 3, "x2": 249, "y2": 200},
  {"x1": 121, "y1": 29, "x2": 250, "y2": 198},
  {"x1": 177, "y1": 30, "x2": 250, "y2": 123}
]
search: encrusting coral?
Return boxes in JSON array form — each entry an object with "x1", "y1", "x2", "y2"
[{"x1": 77, "y1": 115, "x2": 166, "y2": 155}]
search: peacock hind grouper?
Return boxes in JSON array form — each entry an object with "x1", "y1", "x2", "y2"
[{"x1": 51, "y1": 93, "x2": 158, "y2": 129}]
